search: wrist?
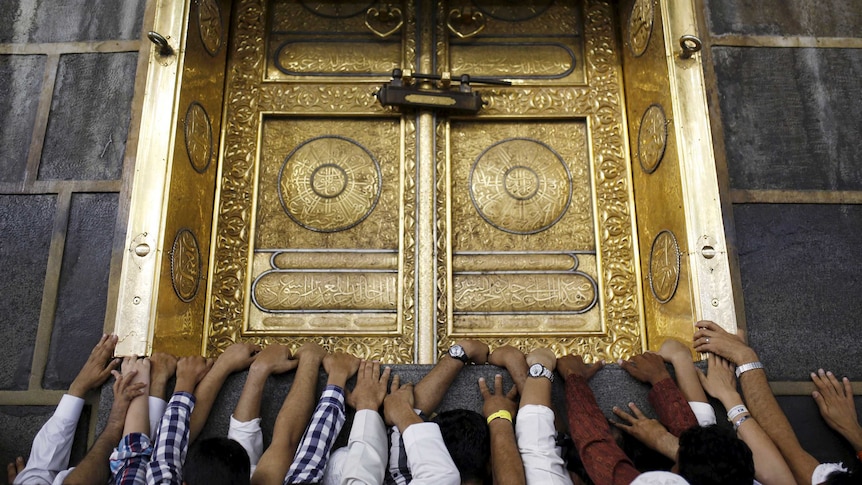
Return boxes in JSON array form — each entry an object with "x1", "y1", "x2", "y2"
[
  {"x1": 68, "y1": 383, "x2": 87, "y2": 399},
  {"x1": 735, "y1": 348, "x2": 759, "y2": 366},
  {"x1": 395, "y1": 412, "x2": 423, "y2": 433},
  {"x1": 174, "y1": 377, "x2": 197, "y2": 394},
  {"x1": 326, "y1": 372, "x2": 350, "y2": 388},
  {"x1": 649, "y1": 372, "x2": 672, "y2": 386},
  {"x1": 718, "y1": 392, "x2": 743, "y2": 408}
]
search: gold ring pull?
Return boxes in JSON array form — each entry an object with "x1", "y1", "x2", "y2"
[
  {"x1": 365, "y1": 6, "x2": 404, "y2": 38},
  {"x1": 447, "y1": 8, "x2": 486, "y2": 39},
  {"x1": 679, "y1": 35, "x2": 702, "y2": 60}
]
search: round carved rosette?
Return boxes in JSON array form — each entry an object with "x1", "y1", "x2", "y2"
[
  {"x1": 278, "y1": 136, "x2": 381, "y2": 232},
  {"x1": 469, "y1": 138, "x2": 572, "y2": 235},
  {"x1": 184, "y1": 102, "x2": 213, "y2": 173},
  {"x1": 637, "y1": 104, "x2": 667, "y2": 174},
  {"x1": 648, "y1": 230, "x2": 681, "y2": 303},
  {"x1": 171, "y1": 229, "x2": 202, "y2": 303},
  {"x1": 628, "y1": 0, "x2": 654, "y2": 57}
]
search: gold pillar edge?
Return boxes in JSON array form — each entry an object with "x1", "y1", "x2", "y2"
[
  {"x1": 661, "y1": 0, "x2": 737, "y2": 333},
  {"x1": 114, "y1": 0, "x2": 192, "y2": 356}
]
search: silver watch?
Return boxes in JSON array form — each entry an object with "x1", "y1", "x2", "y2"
[
  {"x1": 528, "y1": 363, "x2": 555, "y2": 382},
  {"x1": 735, "y1": 361, "x2": 764, "y2": 378},
  {"x1": 448, "y1": 344, "x2": 469, "y2": 363}
]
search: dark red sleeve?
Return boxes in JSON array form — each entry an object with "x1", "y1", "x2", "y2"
[
  {"x1": 648, "y1": 377, "x2": 698, "y2": 437},
  {"x1": 565, "y1": 374, "x2": 640, "y2": 485}
]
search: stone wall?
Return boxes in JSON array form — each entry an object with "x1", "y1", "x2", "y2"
[{"x1": 0, "y1": 0, "x2": 146, "y2": 468}]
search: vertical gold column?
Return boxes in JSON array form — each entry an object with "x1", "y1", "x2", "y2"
[{"x1": 414, "y1": 0, "x2": 436, "y2": 363}]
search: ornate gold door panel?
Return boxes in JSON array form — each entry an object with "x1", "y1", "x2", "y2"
[{"x1": 115, "y1": 0, "x2": 738, "y2": 361}]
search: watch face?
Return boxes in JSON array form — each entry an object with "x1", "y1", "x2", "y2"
[{"x1": 529, "y1": 363, "x2": 543, "y2": 377}]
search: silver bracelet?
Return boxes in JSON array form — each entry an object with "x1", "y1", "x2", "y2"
[
  {"x1": 735, "y1": 361, "x2": 764, "y2": 378},
  {"x1": 733, "y1": 414, "x2": 751, "y2": 431}
]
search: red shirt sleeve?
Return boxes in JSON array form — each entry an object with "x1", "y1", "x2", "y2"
[
  {"x1": 648, "y1": 377, "x2": 698, "y2": 437},
  {"x1": 565, "y1": 374, "x2": 641, "y2": 485}
]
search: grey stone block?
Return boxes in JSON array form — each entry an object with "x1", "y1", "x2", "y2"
[
  {"x1": 0, "y1": 194, "x2": 56, "y2": 390},
  {"x1": 0, "y1": 404, "x2": 89, "y2": 473},
  {"x1": 705, "y1": 0, "x2": 862, "y2": 37},
  {"x1": 43, "y1": 193, "x2": 118, "y2": 390},
  {"x1": 39, "y1": 52, "x2": 137, "y2": 181},
  {"x1": 778, "y1": 395, "x2": 862, "y2": 465},
  {"x1": 0, "y1": 0, "x2": 145, "y2": 43},
  {"x1": 714, "y1": 47, "x2": 862, "y2": 191},
  {"x1": 0, "y1": 55, "x2": 45, "y2": 183},
  {"x1": 734, "y1": 204, "x2": 862, "y2": 381}
]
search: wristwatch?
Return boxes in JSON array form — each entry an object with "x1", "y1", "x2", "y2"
[
  {"x1": 448, "y1": 344, "x2": 470, "y2": 364},
  {"x1": 528, "y1": 363, "x2": 555, "y2": 382}
]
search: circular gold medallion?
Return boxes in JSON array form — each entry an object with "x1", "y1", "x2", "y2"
[
  {"x1": 170, "y1": 229, "x2": 201, "y2": 303},
  {"x1": 198, "y1": 0, "x2": 223, "y2": 56},
  {"x1": 470, "y1": 138, "x2": 572, "y2": 235},
  {"x1": 628, "y1": 0, "x2": 654, "y2": 57},
  {"x1": 184, "y1": 102, "x2": 213, "y2": 173},
  {"x1": 279, "y1": 136, "x2": 381, "y2": 232},
  {"x1": 649, "y1": 230, "x2": 680, "y2": 303},
  {"x1": 637, "y1": 104, "x2": 667, "y2": 174}
]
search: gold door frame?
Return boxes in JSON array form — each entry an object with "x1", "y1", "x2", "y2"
[{"x1": 114, "y1": 0, "x2": 740, "y2": 360}]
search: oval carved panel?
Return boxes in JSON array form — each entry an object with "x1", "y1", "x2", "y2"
[
  {"x1": 184, "y1": 102, "x2": 213, "y2": 173},
  {"x1": 628, "y1": 0, "x2": 654, "y2": 57},
  {"x1": 637, "y1": 103, "x2": 667, "y2": 174},
  {"x1": 649, "y1": 229, "x2": 681, "y2": 304},
  {"x1": 171, "y1": 229, "x2": 202, "y2": 303},
  {"x1": 198, "y1": 0, "x2": 223, "y2": 56}
]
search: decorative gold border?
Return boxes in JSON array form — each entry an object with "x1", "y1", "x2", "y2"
[{"x1": 435, "y1": 0, "x2": 644, "y2": 361}]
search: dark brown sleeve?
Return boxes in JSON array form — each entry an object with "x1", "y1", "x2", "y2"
[
  {"x1": 648, "y1": 377, "x2": 698, "y2": 437},
  {"x1": 565, "y1": 374, "x2": 641, "y2": 485}
]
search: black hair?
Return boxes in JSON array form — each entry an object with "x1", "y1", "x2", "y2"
[
  {"x1": 183, "y1": 437, "x2": 250, "y2": 485},
  {"x1": 677, "y1": 425, "x2": 754, "y2": 485},
  {"x1": 823, "y1": 461, "x2": 862, "y2": 485},
  {"x1": 432, "y1": 409, "x2": 491, "y2": 483}
]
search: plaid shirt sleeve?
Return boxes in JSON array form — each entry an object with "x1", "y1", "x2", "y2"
[
  {"x1": 146, "y1": 392, "x2": 195, "y2": 485},
  {"x1": 110, "y1": 432, "x2": 152, "y2": 485},
  {"x1": 283, "y1": 385, "x2": 347, "y2": 484}
]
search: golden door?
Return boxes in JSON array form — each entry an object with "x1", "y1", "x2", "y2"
[{"x1": 115, "y1": 0, "x2": 740, "y2": 362}]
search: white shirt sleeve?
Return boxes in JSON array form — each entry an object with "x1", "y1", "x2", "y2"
[
  {"x1": 402, "y1": 422, "x2": 460, "y2": 485},
  {"x1": 336, "y1": 409, "x2": 388, "y2": 485},
  {"x1": 811, "y1": 462, "x2": 848, "y2": 484},
  {"x1": 13, "y1": 394, "x2": 84, "y2": 485},
  {"x1": 227, "y1": 415, "x2": 263, "y2": 476},
  {"x1": 515, "y1": 404, "x2": 574, "y2": 485},
  {"x1": 688, "y1": 401, "x2": 717, "y2": 426},
  {"x1": 149, "y1": 396, "x2": 167, "y2": 438}
]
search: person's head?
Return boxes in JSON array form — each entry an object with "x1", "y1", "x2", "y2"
[
  {"x1": 183, "y1": 437, "x2": 250, "y2": 485},
  {"x1": 433, "y1": 409, "x2": 491, "y2": 485},
  {"x1": 676, "y1": 425, "x2": 754, "y2": 485}
]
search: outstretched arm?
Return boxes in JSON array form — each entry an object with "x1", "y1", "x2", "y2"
[
  {"x1": 811, "y1": 369, "x2": 862, "y2": 453},
  {"x1": 620, "y1": 352, "x2": 697, "y2": 437},
  {"x1": 694, "y1": 320, "x2": 819, "y2": 485},
  {"x1": 413, "y1": 340, "x2": 488, "y2": 415},
  {"x1": 479, "y1": 374, "x2": 525, "y2": 485},
  {"x1": 697, "y1": 353, "x2": 794, "y2": 485},
  {"x1": 252, "y1": 343, "x2": 326, "y2": 485},
  {"x1": 188, "y1": 342, "x2": 260, "y2": 442},
  {"x1": 64, "y1": 370, "x2": 146, "y2": 485},
  {"x1": 341, "y1": 360, "x2": 392, "y2": 485},
  {"x1": 658, "y1": 339, "x2": 709, "y2": 405}
]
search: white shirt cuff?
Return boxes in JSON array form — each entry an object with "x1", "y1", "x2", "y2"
[
  {"x1": 55, "y1": 395, "x2": 85, "y2": 421},
  {"x1": 688, "y1": 401, "x2": 717, "y2": 426}
]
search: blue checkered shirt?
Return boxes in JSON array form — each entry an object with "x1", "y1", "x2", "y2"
[
  {"x1": 146, "y1": 391, "x2": 195, "y2": 485},
  {"x1": 110, "y1": 432, "x2": 152, "y2": 485},
  {"x1": 284, "y1": 385, "x2": 346, "y2": 484}
]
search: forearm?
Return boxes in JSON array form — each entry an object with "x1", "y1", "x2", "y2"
[
  {"x1": 63, "y1": 422, "x2": 123, "y2": 485},
  {"x1": 188, "y1": 364, "x2": 232, "y2": 442},
  {"x1": 233, "y1": 368, "x2": 269, "y2": 423},
  {"x1": 648, "y1": 378, "x2": 698, "y2": 436},
  {"x1": 488, "y1": 420, "x2": 525, "y2": 485},
  {"x1": 669, "y1": 356, "x2": 708, "y2": 403},
  {"x1": 124, "y1": 395, "x2": 150, "y2": 436},
  {"x1": 735, "y1": 417, "x2": 795, "y2": 485},
  {"x1": 413, "y1": 357, "x2": 462, "y2": 415},
  {"x1": 739, "y1": 369, "x2": 819, "y2": 485}
]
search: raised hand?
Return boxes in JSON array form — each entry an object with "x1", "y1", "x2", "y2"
[
  {"x1": 175, "y1": 356, "x2": 213, "y2": 394},
  {"x1": 692, "y1": 320, "x2": 758, "y2": 365},
  {"x1": 323, "y1": 351, "x2": 361, "y2": 387},
  {"x1": 612, "y1": 402, "x2": 678, "y2": 459},
  {"x1": 457, "y1": 339, "x2": 490, "y2": 364},
  {"x1": 811, "y1": 369, "x2": 862, "y2": 450},
  {"x1": 69, "y1": 334, "x2": 121, "y2": 398},
  {"x1": 149, "y1": 352, "x2": 177, "y2": 399},
  {"x1": 479, "y1": 374, "x2": 518, "y2": 420},
  {"x1": 347, "y1": 360, "x2": 391, "y2": 411},
  {"x1": 214, "y1": 342, "x2": 261, "y2": 373},
  {"x1": 383, "y1": 375, "x2": 421, "y2": 431},
  {"x1": 556, "y1": 354, "x2": 604, "y2": 381},
  {"x1": 250, "y1": 344, "x2": 297, "y2": 376},
  {"x1": 620, "y1": 352, "x2": 670, "y2": 386},
  {"x1": 107, "y1": 369, "x2": 147, "y2": 426},
  {"x1": 696, "y1": 354, "x2": 739, "y2": 404},
  {"x1": 294, "y1": 342, "x2": 327, "y2": 364},
  {"x1": 657, "y1": 338, "x2": 692, "y2": 364}
]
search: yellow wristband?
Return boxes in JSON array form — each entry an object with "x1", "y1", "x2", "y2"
[{"x1": 487, "y1": 410, "x2": 513, "y2": 425}]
